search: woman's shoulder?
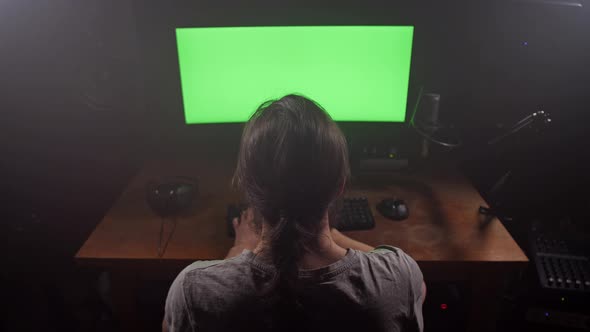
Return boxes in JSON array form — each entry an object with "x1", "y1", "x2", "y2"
[
  {"x1": 182, "y1": 259, "x2": 227, "y2": 273},
  {"x1": 168, "y1": 252, "x2": 264, "y2": 311},
  {"x1": 175, "y1": 252, "x2": 255, "y2": 286},
  {"x1": 367, "y1": 245, "x2": 418, "y2": 265},
  {"x1": 356, "y1": 246, "x2": 423, "y2": 282}
]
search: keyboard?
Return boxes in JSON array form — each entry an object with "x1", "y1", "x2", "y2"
[
  {"x1": 332, "y1": 197, "x2": 376, "y2": 231},
  {"x1": 226, "y1": 197, "x2": 376, "y2": 237}
]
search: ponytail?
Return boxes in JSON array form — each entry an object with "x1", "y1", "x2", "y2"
[
  {"x1": 265, "y1": 212, "x2": 319, "y2": 331},
  {"x1": 233, "y1": 94, "x2": 350, "y2": 329}
]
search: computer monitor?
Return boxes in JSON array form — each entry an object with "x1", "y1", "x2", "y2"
[{"x1": 175, "y1": 26, "x2": 414, "y2": 124}]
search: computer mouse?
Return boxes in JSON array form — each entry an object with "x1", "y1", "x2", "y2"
[{"x1": 377, "y1": 198, "x2": 409, "y2": 221}]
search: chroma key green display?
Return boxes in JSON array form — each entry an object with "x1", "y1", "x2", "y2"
[{"x1": 176, "y1": 26, "x2": 413, "y2": 123}]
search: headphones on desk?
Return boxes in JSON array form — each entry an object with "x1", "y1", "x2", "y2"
[{"x1": 145, "y1": 176, "x2": 198, "y2": 218}]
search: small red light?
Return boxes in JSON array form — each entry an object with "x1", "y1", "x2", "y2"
[{"x1": 440, "y1": 303, "x2": 448, "y2": 310}]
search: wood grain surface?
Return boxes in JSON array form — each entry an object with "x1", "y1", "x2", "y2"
[{"x1": 76, "y1": 158, "x2": 527, "y2": 281}]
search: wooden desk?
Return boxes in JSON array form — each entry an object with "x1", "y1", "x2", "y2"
[{"x1": 76, "y1": 159, "x2": 528, "y2": 331}]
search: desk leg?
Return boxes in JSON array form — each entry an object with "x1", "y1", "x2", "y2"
[
  {"x1": 110, "y1": 270, "x2": 144, "y2": 331},
  {"x1": 467, "y1": 278, "x2": 503, "y2": 332}
]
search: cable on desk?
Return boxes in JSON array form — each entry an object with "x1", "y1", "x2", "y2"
[{"x1": 157, "y1": 216, "x2": 178, "y2": 258}]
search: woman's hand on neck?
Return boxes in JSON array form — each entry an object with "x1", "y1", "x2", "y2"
[{"x1": 253, "y1": 212, "x2": 347, "y2": 270}]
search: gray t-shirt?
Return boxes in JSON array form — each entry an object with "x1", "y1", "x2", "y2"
[{"x1": 164, "y1": 246, "x2": 424, "y2": 332}]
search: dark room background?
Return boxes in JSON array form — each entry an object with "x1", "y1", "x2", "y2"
[{"x1": 1, "y1": 0, "x2": 589, "y2": 330}]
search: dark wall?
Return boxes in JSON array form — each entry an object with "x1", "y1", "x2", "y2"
[
  {"x1": 0, "y1": 2, "x2": 149, "y2": 330},
  {"x1": 0, "y1": 0, "x2": 145, "y2": 258}
]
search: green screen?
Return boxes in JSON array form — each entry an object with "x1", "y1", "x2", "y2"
[{"x1": 176, "y1": 26, "x2": 413, "y2": 124}]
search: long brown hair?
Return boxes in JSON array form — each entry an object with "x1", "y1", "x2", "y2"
[{"x1": 233, "y1": 94, "x2": 349, "y2": 327}]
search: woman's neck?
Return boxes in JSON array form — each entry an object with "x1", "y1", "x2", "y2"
[
  {"x1": 253, "y1": 215, "x2": 347, "y2": 270},
  {"x1": 298, "y1": 219, "x2": 348, "y2": 269}
]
